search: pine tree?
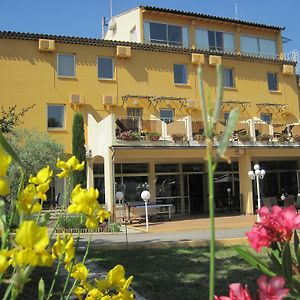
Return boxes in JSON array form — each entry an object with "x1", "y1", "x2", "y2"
[{"x1": 72, "y1": 112, "x2": 86, "y2": 187}]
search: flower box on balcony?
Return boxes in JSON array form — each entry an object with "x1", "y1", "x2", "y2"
[
  {"x1": 257, "y1": 134, "x2": 272, "y2": 143},
  {"x1": 146, "y1": 132, "x2": 161, "y2": 141},
  {"x1": 117, "y1": 130, "x2": 141, "y2": 141},
  {"x1": 172, "y1": 133, "x2": 187, "y2": 143}
]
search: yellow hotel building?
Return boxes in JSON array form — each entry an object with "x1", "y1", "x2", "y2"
[{"x1": 1, "y1": 6, "x2": 300, "y2": 216}]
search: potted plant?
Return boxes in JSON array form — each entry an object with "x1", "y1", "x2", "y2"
[
  {"x1": 293, "y1": 135, "x2": 300, "y2": 143},
  {"x1": 278, "y1": 133, "x2": 289, "y2": 144},
  {"x1": 193, "y1": 133, "x2": 205, "y2": 143},
  {"x1": 257, "y1": 133, "x2": 272, "y2": 143},
  {"x1": 117, "y1": 130, "x2": 141, "y2": 141},
  {"x1": 172, "y1": 133, "x2": 186, "y2": 143},
  {"x1": 238, "y1": 132, "x2": 251, "y2": 143},
  {"x1": 146, "y1": 132, "x2": 161, "y2": 141}
]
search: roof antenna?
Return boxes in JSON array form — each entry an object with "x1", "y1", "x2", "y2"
[
  {"x1": 109, "y1": 0, "x2": 113, "y2": 19},
  {"x1": 234, "y1": 1, "x2": 238, "y2": 20}
]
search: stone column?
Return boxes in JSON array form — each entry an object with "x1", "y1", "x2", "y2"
[
  {"x1": 238, "y1": 153, "x2": 254, "y2": 214},
  {"x1": 86, "y1": 158, "x2": 94, "y2": 189},
  {"x1": 104, "y1": 148, "x2": 114, "y2": 214}
]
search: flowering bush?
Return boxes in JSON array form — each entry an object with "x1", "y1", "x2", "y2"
[
  {"x1": 0, "y1": 132, "x2": 134, "y2": 299},
  {"x1": 117, "y1": 130, "x2": 141, "y2": 141},
  {"x1": 215, "y1": 205, "x2": 300, "y2": 299}
]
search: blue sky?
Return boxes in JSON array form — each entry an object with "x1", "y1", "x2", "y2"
[{"x1": 0, "y1": 0, "x2": 299, "y2": 53}]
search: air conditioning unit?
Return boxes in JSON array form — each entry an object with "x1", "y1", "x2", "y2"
[
  {"x1": 282, "y1": 64, "x2": 294, "y2": 75},
  {"x1": 116, "y1": 46, "x2": 132, "y2": 58},
  {"x1": 191, "y1": 53, "x2": 205, "y2": 65},
  {"x1": 38, "y1": 39, "x2": 55, "y2": 52},
  {"x1": 103, "y1": 95, "x2": 114, "y2": 106},
  {"x1": 209, "y1": 55, "x2": 222, "y2": 66},
  {"x1": 187, "y1": 99, "x2": 198, "y2": 110},
  {"x1": 69, "y1": 94, "x2": 83, "y2": 105}
]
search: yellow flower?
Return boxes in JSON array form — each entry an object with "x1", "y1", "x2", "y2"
[
  {"x1": 74, "y1": 286, "x2": 86, "y2": 300},
  {"x1": 13, "y1": 220, "x2": 53, "y2": 267},
  {"x1": 86, "y1": 288, "x2": 103, "y2": 300},
  {"x1": 97, "y1": 209, "x2": 111, "y2": 224},
  {"x1": 71, "y1": 263, "x2": 88, "y2": 282},
  {"x1": 0, "y1": 146, "x2": 12, "y2": 195},
  {"x1": 0, "y1": 250, "x2": 12, "y2": 273},
  {"x1": 56, "y1": 156, "x2": 85, "y2": 178},
  {"x1": 17, "y1": 184, "x2": 42, "y2": 213},
  {"x1": 29, "y1": 165, "x2": 53, "y2": 186},
  {"x1": 64, "y1": 235, "x2": 75, "y2": 267},
  {"x1": 51, "y1": 233, "x2": 74, "y2": 266},
  {"x1": 0, "y1": 146, "x2": 12, "y2": 177},
  {"x1": 0, "y1": 177, "x2": 10, "y2": 196},
  {"x1": 29, "y1": 166, "x2": 52, "y2": 201}
]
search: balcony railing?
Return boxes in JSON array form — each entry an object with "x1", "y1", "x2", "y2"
[{"x1": 113, "y1": 115, "x2": 300, "y2": 147}]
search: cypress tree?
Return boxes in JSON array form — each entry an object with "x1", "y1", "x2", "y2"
[{"x1": 72, "y1": 112, "x2": 86, "y2": 187}]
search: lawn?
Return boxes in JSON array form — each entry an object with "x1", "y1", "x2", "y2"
[{"x1": 88, "y1": 246, "x2": 267, "y2": 300}]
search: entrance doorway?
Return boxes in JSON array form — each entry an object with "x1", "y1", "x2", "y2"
[{"x1": 184, "y1": 174, "x2": 204, "y2": 214}]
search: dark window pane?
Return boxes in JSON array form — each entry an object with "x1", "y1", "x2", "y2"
[
  {"x1": 98, "y1": 57, "x2": 113, "y2": 79},
  {"x1": 216, "y1": 162, "x2": 238, "y2": 172},
  {"x1": 47, "y1": 105, "x2": 64, "y2": 128},
  {"x1": 260, "y1": 113, "x2": 272, "y2": 124},
  {"x1": 94, "y1": 178, "x2": 105, "y2": 204},
  {"x1": 114, "y1": 163, "x2": 122, "y2": 174},
  {"x1": 155, "y1": 164, "x2": 179, "y2": 173},
  {"x1": 224, "y1": 68, "x2": 234, "y2": 87},
  {"x1": 149, "y1": 23, "x2": 167, "y2": 44},
  {"x1": 208, "y1": 31, "x2": 216, "y2": 50},
  {"x1": 93, "y1": 164, "x2": 104, "y2": 174},
  {"x1": 168, "y1": 25, "x2": 182, "y2": 46},
  {"x1": 120, "y1": 163, "x2": 148, "y2": 174},
  {"x1": 182, "y1": 164, "x2": 203, "y2": 172},
  {"x1": 267, "y1": 73, "x2": 278, "y2": 91},
  {"x1": 173, "y1": 64, "x2": 187, "y2": 84},
  {"x1": 216, "y1": 31, "x2": 223, "y2": 51}
]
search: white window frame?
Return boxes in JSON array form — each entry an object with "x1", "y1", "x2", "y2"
[
  {"x1": 196, "y1": 28, "x2": 235, "y2": 52},
  {"x1": 57, "y1": 53, "x2": 75, "y2": 78},
  {"x1": 240, "y1": 35, "x2": 277, "y2": 58},
  {"x1": 97, "y1": 57, "x2": 114, "y2": 80},
  {"x1": 144, "y1": 21, "x2": 189, "y2": 48},
  {"x1": 173, "y1": 63, "x2": 188, "y2": 85},
  {"x1": 47, "y1": 104, "x2": 65, "y2": 130}
]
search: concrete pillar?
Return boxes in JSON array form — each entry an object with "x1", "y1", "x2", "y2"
[
  {"x1": 186, "y1": 116, "x2": 193, "y2": 141},
  {"x1": 104, "y1": 148, "x2": 114, "y2": 213},
  {"x1": 148, "y1": 162, "x2": 156, "y2": 203},
  {"x1": 249, "y1": 119, "x2": 256, "y2": 141},
  {"x1": 86, "y1": 159, "x2": 94, "y2": 189},
  {"x1": 238, "y1": 153, "x2": 254, "y2": 214}
]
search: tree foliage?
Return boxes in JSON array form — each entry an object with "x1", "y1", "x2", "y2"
[
  {"x1": 72, "y1": 112, "x2": 86, "y2": 187},
  {"x1": 0, "y1": 104, "x2": 35, "y2": 134},
  {"x1": 7, "y1": 129, "x2": 64, "y2": 197}
]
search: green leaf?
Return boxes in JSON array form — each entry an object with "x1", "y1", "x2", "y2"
[
  {"x1": 217, "y1": 108, "x2": 240, "y2": 158},
  {"x1": 38, "y1": 277, "x2": 45, "y2": 300},
  {"x1": 234, "y1": 246, "x2": 275, "y2": 277},
  {"x1": 38, "y1": 212, "x2": 50, "y2": 226},
  {"x1": 282, "y1": 243, "x2": 293, "y2": 282},
  {"x1": 212, "y1": 64, "x2": 223, "y2": 124},
  {"x1": 268, "y1": 250, "x2": 283, "y2": 275},
  {"x1": 0, "y1": 131, "x2": 24, "y2": 169}
]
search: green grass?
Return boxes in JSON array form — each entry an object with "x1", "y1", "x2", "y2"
[{"x1": 88, "y1": 246, "x2": 268, "y2": 300}]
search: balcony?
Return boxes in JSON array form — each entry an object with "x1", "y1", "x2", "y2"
[{"x1": 87, "y1": 113, "x2": 300, "y2": 157}]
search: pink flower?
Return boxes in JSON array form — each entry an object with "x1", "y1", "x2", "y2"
[
  {"x1": 246, "y1": 205, "x2": 300, "y2": 252},
  {"x1": 257, "y1": 275, "x2": 289, "y2": 300},
  {"x1": 215, "y1": 283, "x2": 252, "y2": 300}
]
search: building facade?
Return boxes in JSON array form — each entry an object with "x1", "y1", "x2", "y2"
[{"x1": 1, "y1": 6, "x2": 300, "y2": 216}]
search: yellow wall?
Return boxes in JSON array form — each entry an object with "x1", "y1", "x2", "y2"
[{"x1": 0, "y1": 37, "x2": 298, "y2": 153}]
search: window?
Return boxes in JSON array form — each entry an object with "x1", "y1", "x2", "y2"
[
  {"x1": 223, "y1": 68, "x2": 235, "y2": 88},
  {"x1": 240, "y1": 36, "x2": 277, "y2": 58},
  {"x1": 173, "y1": 64, "x2": 188, "y2": 84},
  {"x1": 261, "y1": 113, "x2": 272, "y2": 124},
  {"x1": 160, "y1": 109, "x2": 174, "y2": 124},
  {"x1": 127, "y1": 108, "x2": 143, "y2": 131},
  {"x1": 267, "y1": 73, "x2": 278, "y2": 91},
  {"x1": 57, "y1": 54, "x2": 75, "y2": 77},
  {"x1": 97, "y1": 57, "x2": 114, "y2": 79},
  {"x1": 144, "y1": 21, "x2": 189, "y2": 47},
  {"x1": 47, "y1": 105, "x2": 65, "y2": 129},
  {"x1": 196, "y1": 29, "x2": 235, "y2": 52}
]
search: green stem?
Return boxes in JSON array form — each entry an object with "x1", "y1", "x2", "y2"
[
  {"x1": 46, "y1": 256, "x2": 63, "y2": 300},
  {"x1": 65, "y1": 232, "x2": 93, "y2": 300},
  {"x1": 207, "y1": 140, "x2": 216, "y2": 300}
]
